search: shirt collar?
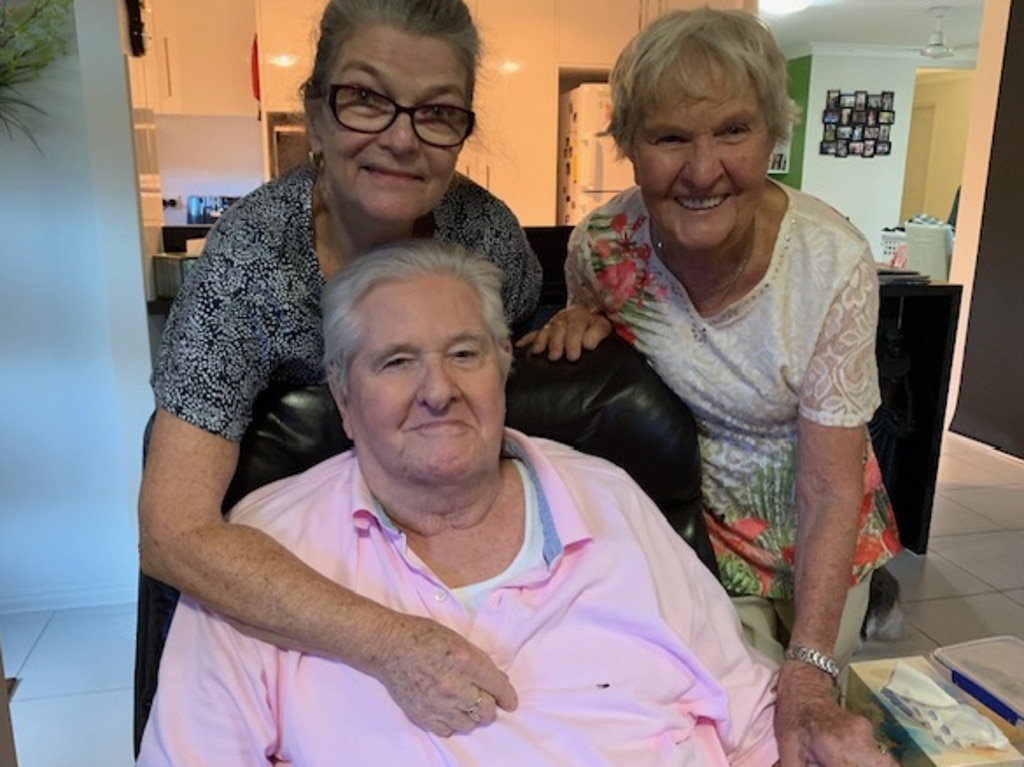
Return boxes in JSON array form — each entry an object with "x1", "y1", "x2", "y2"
[{"x1": 348, "y1": 430, "x2": 593, "y2": 566}]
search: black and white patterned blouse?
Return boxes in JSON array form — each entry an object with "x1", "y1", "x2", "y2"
[{"x1": 151, "y1": 165, "x2": 542, "y2": 441}]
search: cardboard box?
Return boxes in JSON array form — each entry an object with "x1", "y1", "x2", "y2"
[{"x1": 846, "y1": 657, "x2": 1024, "y2": 767}]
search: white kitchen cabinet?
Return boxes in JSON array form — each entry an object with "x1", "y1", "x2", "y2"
[
  {"x1": 254, "y1": 0, "x2": 325, "y2": 113},
  {"x1": 466, "y1": 0, "x2": 559, "y2": 226},
  {"x1": 149, "y1": 0, "x2": 259, "y2": 117},
  {"x1": 642, "y1": 0, "x2": 758, "y2": 24},
  {"x1": 556, "y1": 0, "x2": 642, "y2": 69}
]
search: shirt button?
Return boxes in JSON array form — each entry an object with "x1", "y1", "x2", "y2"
[{"x1": 434, "y1": 590, "x2": 448, "y2": 602}]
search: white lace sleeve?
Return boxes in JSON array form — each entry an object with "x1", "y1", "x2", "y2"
[{"x1": 800, "y1": 257, "x2": 881, "y2": 426}]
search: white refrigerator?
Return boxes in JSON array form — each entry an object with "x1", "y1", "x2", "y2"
[{"x1": 557, "y1": 83, "x2": 636, "y2": 226}]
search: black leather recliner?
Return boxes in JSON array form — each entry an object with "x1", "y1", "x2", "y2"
[{"x1": 133, "y1": 335, "x2": 710, "y2": 754}]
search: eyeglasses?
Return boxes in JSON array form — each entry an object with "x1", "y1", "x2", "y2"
[{"x1": 327, "y1": 85, "x2": 475, "y2": 148}]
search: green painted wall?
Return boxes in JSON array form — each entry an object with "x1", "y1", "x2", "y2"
[{"x1": 777, "y1": 55, "x2": 811, "y2": 189}]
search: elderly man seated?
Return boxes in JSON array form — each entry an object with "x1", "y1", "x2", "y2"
[{"x1": 137, "y1": 241, "x2": 779, "y2": 767}]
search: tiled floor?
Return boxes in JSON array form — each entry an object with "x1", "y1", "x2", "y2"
[
  {"x1": 852, "y1": 431, "x2": 1024, "y2": 661},
  {"x1": 2, "y1": 431, "x2": 1023, "y2": 766}
]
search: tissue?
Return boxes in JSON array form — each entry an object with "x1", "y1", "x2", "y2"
[{"x1": 883, "y1": 660, "x2": 1011, "y2": 751}]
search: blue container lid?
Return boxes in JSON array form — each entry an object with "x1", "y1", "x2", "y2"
[{"x1": 933, "y1": 636, "x2": 1024, "y2": 727}]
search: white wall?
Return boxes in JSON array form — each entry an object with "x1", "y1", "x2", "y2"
[
  {"x1": 0, "y1": 0, "x2": 153, "y2": 612},
  {"x1": 904, "y1": 70, "x2": 974, "y2": 223},
  {"x1": 800, "y1": 47, "x2": 920, "y2": 260},
  {"x1": 156, "y1": 114, "x2": 263, "y2": 225}
]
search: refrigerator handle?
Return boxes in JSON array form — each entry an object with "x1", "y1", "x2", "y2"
[{"x1": 586, "y1": 139, "x2": 603, "y2": 191}]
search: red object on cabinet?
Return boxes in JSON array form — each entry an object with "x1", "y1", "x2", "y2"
[{"x1": 251, "y1": 34, "x2": 260, "y2": 102}]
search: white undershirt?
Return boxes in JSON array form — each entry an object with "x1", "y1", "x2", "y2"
[
  {"x1": 373, "y1": 459, "x2": 544, "y2": 614},
  {"x1": 452, "y1": 460, "x2": 544, "y2": 613}
]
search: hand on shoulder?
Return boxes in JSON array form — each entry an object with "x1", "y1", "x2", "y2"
[{"x1": 515, "y1": 304, "x2": 612, "y2": 361}]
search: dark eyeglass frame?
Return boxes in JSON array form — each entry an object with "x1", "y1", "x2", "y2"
[{"x1": 326, "y1": 84, "x2": 475, "y2": 148}]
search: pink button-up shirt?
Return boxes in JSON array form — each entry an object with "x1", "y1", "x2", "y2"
[{"x1": 138, "y1": 430, "x2": 779, "y2": 766}]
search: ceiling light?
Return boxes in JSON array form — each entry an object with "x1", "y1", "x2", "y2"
[
  {"x1": 497, "y1": 59, "x2": 522, "y2": 75},
  {"x1": 267, "y1": 54, "x2": 298, "y2": 68},
  {"x1": 759, "y1": 0, "x2": 813, "y2": 16}
]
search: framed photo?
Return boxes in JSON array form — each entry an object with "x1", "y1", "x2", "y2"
[
  {"x1": 820, "y1": 87, "x2": 896, "y2": 160},
  {"x1": 768, "y1": 138, "x2": 790, "y2": 174}
]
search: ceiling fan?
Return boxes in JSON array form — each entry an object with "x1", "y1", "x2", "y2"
[{"x1": 917, "y1": 6, "x2": 974, "y2": 60}]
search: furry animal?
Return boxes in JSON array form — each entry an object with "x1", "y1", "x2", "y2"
[{"x1": 860, "y1": 565, "x2": 907, "y2": 641}]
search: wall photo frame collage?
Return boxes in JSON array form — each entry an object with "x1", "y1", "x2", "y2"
[{"x1": 820, "y1": 89, "x2": 895, "y2": 159}]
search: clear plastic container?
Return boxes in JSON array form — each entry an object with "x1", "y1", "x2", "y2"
[{"x1": 933, "y1": 636, "x2": 1024, "y2": 727}]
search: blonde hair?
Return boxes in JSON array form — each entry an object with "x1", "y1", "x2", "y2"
[{"x1": 608, "y1": 8, "x2": 800, "y2": 155}]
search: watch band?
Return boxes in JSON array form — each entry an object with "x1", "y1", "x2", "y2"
[{"x1": 784, "y1": 644, "x2": 840, "y2": 682}]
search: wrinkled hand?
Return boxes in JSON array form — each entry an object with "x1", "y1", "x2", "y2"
[
  {"x1": 516, "y1": 304, "x2": 612, "y2": 361},
  {"x1": 374, "y1": 612, "x2": 518, "y2": 737},
  {"x1": 776, "y1": 663, "x2": 898, "y2": 767}
]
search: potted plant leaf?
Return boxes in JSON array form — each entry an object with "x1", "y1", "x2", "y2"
[{"x1": 0, "y1": 0, "x2": 74, "y2": 147}]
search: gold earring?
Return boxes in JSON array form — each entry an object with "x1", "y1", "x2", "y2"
[{"x1": 308, "y1": 149, "x2": 324, "y2": 170}]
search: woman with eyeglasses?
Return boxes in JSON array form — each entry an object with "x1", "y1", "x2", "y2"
[{"x1": 140, "y1": 0, "x2": 539, "y2": 740}]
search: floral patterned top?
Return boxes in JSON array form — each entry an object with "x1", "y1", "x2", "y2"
[{"x1": 567, "y1": 184, "x2": 901, "y2": 599}]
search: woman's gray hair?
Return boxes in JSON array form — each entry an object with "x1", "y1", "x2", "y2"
[
  {"x1": 301, "y1": 0, "x2": 480, "y2": 112},
  {"x1": 608, "y1": 8, "x2": 800, "y2": 155},
  {"x1": 322, "y1": 240, "x2": 512, "y2": 396}
]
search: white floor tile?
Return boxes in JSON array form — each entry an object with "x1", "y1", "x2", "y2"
[
  {"x1": 940, "y1": 432, "x2": 991, "y2": 458},
  {"x1": 10, "y1": 689, "x2": 134, "y2": 767},
  {"x1": 936, "y1": 454, "x2": 1009, "y2": 490},
  {"x1": 902, "y1": 592, "x2": 1024, "y2": 646},
  {"x1": 12, "y1": 603, "x2": 135, "y2": 701},
  {"x1": 972, "y1": 453, "x2": 1024, "y2": 486},
  {"x1": 941, "y1": 440, "x2": 1024, "y2": 485},
  {"x1": 883, "y1": 549, "x2": 993, "y2": 602},
  {"x1": 851, "y1": 622, "x2": 939, "y2": 662},
  {"x1": 928, "y1": 531, "x2": 1024, "y2": 591},
  {"x1": 928, "y1": 493, "x2": 1001, "y2": 537},
  {"x1": 940, "y1": 486, "x2": 1024, "y2": 530},
  {"x1": 0, "y1": 611, "x2": 52, "y2": 678}
]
